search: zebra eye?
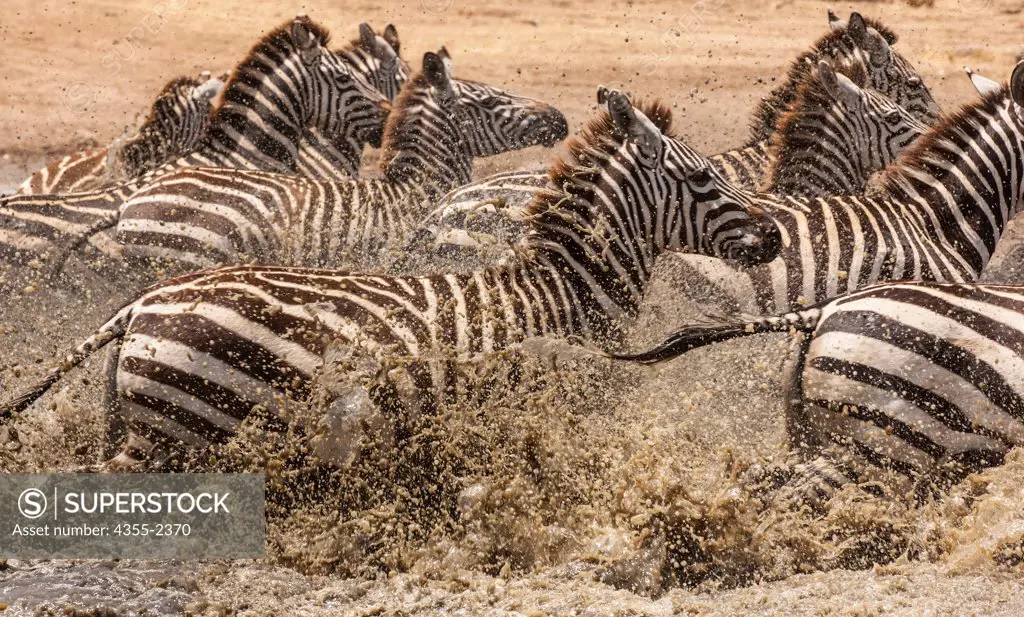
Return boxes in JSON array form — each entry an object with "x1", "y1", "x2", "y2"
[
  {"x1": 885, "y1": 110, "x2": 901, "y2": 122},
  {"x1": 687, "y1": 167, "x2": 712, "y2": 183}
]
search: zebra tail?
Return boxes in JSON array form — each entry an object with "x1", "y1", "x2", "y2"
[
  {"x1": 0, "y1": 303, "x2": 134, "y2": 421},
  {"x1": 609, "y1": 307, "x2": 824, "y2": 365},
  {"x1": 46, "y1": 213, "x2": 121, "y2": 278}
]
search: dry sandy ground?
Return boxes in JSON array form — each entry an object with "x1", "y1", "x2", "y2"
[{"x1": 3, "y1": 0, "x2": 1024, "y2": 614}]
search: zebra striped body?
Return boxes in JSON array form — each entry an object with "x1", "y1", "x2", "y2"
[
  {"x1": 14, "y1": 73, "x2": 223, "y2": 196},
  {"x1": 0, "y1": 90, "x2": 782, "y2": 468},
  {"x1": 0, "y1": 16, "x2": 392, "y2": 266},
  {"x1": 115, "y1": 52, "x2": 569, "y2": 271},
  {"x1": 673, "y1": 68, "x2": 1024, "y2": 316},
  {"x1": 613, "y1": 281, "x2": 1024, "y2": 504}
]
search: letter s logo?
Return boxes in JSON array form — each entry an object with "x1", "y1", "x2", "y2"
[{"x1": 18, "y1": 488, "x2": 47, "y2": 519}]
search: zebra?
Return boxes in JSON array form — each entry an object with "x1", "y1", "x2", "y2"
[
  {"x1": 750, "y1": 11, "x2": 940, "y2": 145},
  {"x1": 0, "y1": 15, "x2": 392, "y2": 267},
  {"x1": 609, "y1": 281, "x2": 1024, "y2": 508},
  {"x1": 114, "y1": 49, "x2": 570, "y2": 271},
  {"x1": 652, "y1": 60, "x2": 1024, "y2": 316},
  {"x1": 762, "y1": 59, "x2": 927, "y2": 197},
  {"x1": 14, "y1": 72, "x2": 224, "y2": 196},
  {"x1": 0, "y1": 88, "x2": 783, "y2": 470},
  {"x1": 404, "y1": 57, "x2": 926, "y2": 274},
  {"x1": 295, "y1": 22, "x2": 410, "y2": 181}
]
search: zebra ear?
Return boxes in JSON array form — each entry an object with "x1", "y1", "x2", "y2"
[
  {"x1": 291, "y1": 16, "x2": 322, "y2": 65},
  {"x1": 359, "y1": 23, "x2": 377, "y2": 51},
  {"x1": 845, "y1": 12, "x2": 890, "y2": 67},
  {"x1": 845, "y1": 12, "x2": 867, "y2": 42},
  {"x1": 423, "y1": 52, "x2": 454, "y2": 101},
  {"x1": 1011, "y1": 61, "x2": 1024, "y2": 108},
  {"x1": 603, "y1": 88, "x2": 662, "y2": 161},
  {"x1": 965, "y1": 66, "x2": 1003, "y2": 98},
  {"x1": 819, "y1": 61, "x2": 861, "y2": 109},
  {"x1": 383, "y1": 24, "x2": 400, "y2": 55},
  {"x1": 827, "y1": 9, "x2": 846, "y2": 32}
]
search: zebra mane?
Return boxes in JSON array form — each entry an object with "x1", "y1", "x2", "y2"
[
  {"x1": 154, "y1": 75, "x2": 204, "y2": 101},
  {"x1": 747, "y1": 15, "x2": 898, "y2": 146},
  {"x1": 377, "y1": 69, "x2": 435, "y2": 173},
  {"x1": 521, "y1": 98, "x2": 674, "y2": 225},
  {"x1": 766, "y1": 58, "x2": 867, "y2": 174},
  {"x1": 142, "y1": 75, "x2": 203, "y2": 123},
  {"x1": 879, "y1": 87, "x2": 1010, "y2": 193},
  {"x1": 207, "y1": 17, "x2": 332, "y2": 122}
]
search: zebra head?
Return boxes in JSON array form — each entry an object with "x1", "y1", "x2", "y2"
[
  {"x1": 348, "y1": 23, "x2": 410, "y2": 101},
  {"x1": 524, "y1": 87, "x2": 779, "y2": 282},
  {"x1": 380, "y1": 50, "x2": 568, "y2": 188},
  {"x1": 118, "y1": 73, "x2": 219, "y2": 177},
  {"x1": 284, "y1": 15, "x2": 391, "y2": 150},
  {"x1": 843, "y1": 12, "x2": 941, "y2": 126},
  {"x1": 814, "y1": 59, "x2": 927, "y2": 172},
  {"x1": 439, "y1": 49, "x2": 569, "y2": 156},
  {"x1": 599, "y1": 87, "x2": 781, "y2": 267}
]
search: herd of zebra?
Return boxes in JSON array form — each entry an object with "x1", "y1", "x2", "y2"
[{"x1": 2, "y1": 10, "x2": 1024, "y2": 516}]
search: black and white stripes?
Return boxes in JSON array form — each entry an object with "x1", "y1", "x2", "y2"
[
  {"x1": 0, "y1": 15, "x2": 390, "y2": 265},
  {"x1": 14, "y1": 72, "x2": 223, "y2": 196},
  {"x1": 114, "y1": 50, "x2": 569, "y2": 270},
  {"x1": 672, "y1": 62, "x2": 1024, "y2": 315}
]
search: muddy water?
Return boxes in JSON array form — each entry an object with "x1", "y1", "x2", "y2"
[{"x1": 4, "y1": 232, "x2": 1024, "y2": 614}]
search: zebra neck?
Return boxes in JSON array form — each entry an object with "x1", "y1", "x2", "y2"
[
  {"x1": 767, "y1": 115, "x2": 865, "y2": 195},
  {"x1": 197, "y1": 113, "x2": 302, "y2": 173},
  {"x1": 296, "y1": 129, "x2": 362, "y2": 179},
  {"x1": 518, "y1": 232, "x2": 654, "y2": 347},
  {"x1": 197, "y1": 55, "x2": 313, "y2": 172},
  {"x1": 381, "y1": 141, "x2": 472, "y2": 203},
  {"x1": 120, "y1": 114, "x2": 205, "y2": 179}
]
